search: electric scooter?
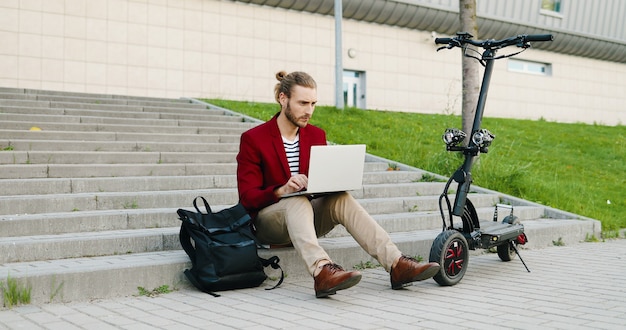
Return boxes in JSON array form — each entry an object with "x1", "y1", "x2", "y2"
[{"x1": 428, "y1": 32, "x2": 554, "y2": 286}]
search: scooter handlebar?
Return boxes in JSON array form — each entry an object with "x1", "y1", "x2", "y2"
[
  {"x1": 525, "y1": 34, "x2": 554, "y2": 42},
  {"x1": 435, "y1": 33, "x2": 554, "y2": 49},
  {"x1": 435, "y1": 37, "x2": 453, "y2": 44}
]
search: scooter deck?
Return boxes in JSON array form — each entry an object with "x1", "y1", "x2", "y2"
[{"x1": 479, "y1": 223, "x2": 525, "y2": 249}]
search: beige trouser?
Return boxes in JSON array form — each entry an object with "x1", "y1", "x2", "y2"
[{"x1": 254, "y1": 192, "x2": 402, "y2": 276}]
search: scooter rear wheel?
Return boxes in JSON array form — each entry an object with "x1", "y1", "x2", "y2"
[
  {"x1": 429, "y1": 230, "x2": 469, "y2": 286},
  {"x1": 497, "y1": 215, "x2": 520, "y2": 261},
  {"x1": 497, "y1": 241, "x2": 517, "y2": 261}
]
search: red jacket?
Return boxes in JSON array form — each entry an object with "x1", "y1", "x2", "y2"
[{"x1": 236, "y1": 113, "x2": 327, "y2": 218}]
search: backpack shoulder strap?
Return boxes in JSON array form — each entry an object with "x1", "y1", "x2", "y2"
[
  {"x1": 179, "y1": 224, "x2": 196, "y2": 265},
  {"x1": 179, "y1": 224, "x2": 222, "y2": 297},
  {"x1": 260, "y1": 255, "x2": 284, "y2": 290}
]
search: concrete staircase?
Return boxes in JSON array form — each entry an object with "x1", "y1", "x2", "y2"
[{"x1": 0, "y1": 88, "x2": 601, "y2": 304}]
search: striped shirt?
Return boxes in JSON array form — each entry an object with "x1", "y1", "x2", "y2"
[{"x1": 282, "y1": 135, "x2": 300, "y2": 176}]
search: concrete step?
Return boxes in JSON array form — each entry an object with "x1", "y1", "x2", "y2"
[
  {"x1": 0, "y1": 150, "x2": 237, "y2": 165},
  {"x1": 0, "y1": 163, "x2": 238, "y2": 179},
  {"x1": 329, "y1": 205, "x2": 547, "y2": 237},
  {"x1": 0, "y1": 92, "x2": 37, "y2": 101},
  {"x1": 0, "y1": 204, "x2": 548, "y2": 263},
  {"x1": 363, "y1": 169, "x2": 422, "y2": 183},
  {"x1": 63, "y1": 106, "x2": 238, "y2": 121},
  {"x1": 0, "y1": 185, "x2": 498, "y2": 216},
  {"x1": 0, "y1": 103, "x2": 226, "y2": 117},
  {"x1": 0, "y1": 170, "x2": 429, "y2": 196},
  {"x1": 355, "y1": 193, "x2": 499, "y2": 215},
  {"x1": 0, "y1": 111, "x2": 250, "y2": 128},
  {"x1": 0, "y1": 201, "x2": 546, "y2": 237},
  {"x1": 261, "y1": 217, "x2": 600, "y2": 283},
  {"x1": 0, "y1": 120, "x2": 253, "y2": 135},
  {"x1": 0, "y1": 189, "x2": 535, "y2": 237},
  {"x1": 0, "y1": 96, "x2": 208, "y2": 110},
  {"x1": 0, "y1": 162, "x2": 392, "y2": 180},
  {"x1": 0, "y1": 87, "x2": 196, "y2": 103},
  {"x1": 360, "y1": 182, "x2": 446, "y2": 198},
  {"x1": 0, "y1": 227, "x2": 181, "y2": 264},
  {"x1": 2, "y1": 139, "x2": 240, "y2": 153},
  {"x1": 47, "y1": 97, "x2": 208, "y2": 110},
  {"x1": 0, "y1": 189, "x2": 240, "y2": 215},
  {"x1": 0, "y1": 204, "x2": 557, "y2": 264},
  {"x1": 0, "y1": 208, "x2": 182, "y2": 238},
  {"x1": 0, "y1": 113, "x2": 253, "y2": 131},
  {"x1": 0, "y1": 250, "x2": 190, "y2": 305},
  {"x1": 35, "y1": 95, "x2": 137, "y2": 105},
  {"x1": 0, "y1": 161, "x2": 342, "y2": 189},
  {"x1": 0, "y1": 175, "x2": 238, "y2": 196},
  {"x1": 0, "y1": 129, "x2": 243, "y2": 143},
  {"x1": 49, "y1": 101, "x2": 206, "y2": 112},
  {"x1": 0, "y1": 216, "x2": 598, "y2": 305}
]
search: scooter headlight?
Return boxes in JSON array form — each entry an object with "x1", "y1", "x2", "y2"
[
  {"x1": 471, "y1": 129, "x2": 495, "y2": 148},
  {"x1": 442, "y1": 128, "x2": 466, "y2": 146}
]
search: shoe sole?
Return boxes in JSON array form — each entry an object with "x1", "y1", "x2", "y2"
[
  {"x1": 391, "y1": 264, "x2": 441, "y2": 290},
  {"x1": 315, "y1": 273, "x2": 362, "y2": 298}
]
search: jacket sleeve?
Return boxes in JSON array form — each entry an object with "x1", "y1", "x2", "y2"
[{"x1": 236, "y1": 132, "x2": 283, "y2": 212}]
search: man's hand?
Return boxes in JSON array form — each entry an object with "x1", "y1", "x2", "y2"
[{"x1": 276, "y1": 174, "x2": 308, "y2": 197}]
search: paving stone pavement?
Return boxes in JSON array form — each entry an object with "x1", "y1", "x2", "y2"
[{"x1": 1, "y1": 239, "x2": 625, "y2": 330}]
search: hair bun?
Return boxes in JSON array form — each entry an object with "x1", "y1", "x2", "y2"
[{"x1": 275, "y1": 70, "x2": 287, "y2": 81}]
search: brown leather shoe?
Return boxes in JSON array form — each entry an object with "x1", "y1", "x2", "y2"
[
  {"x1": 390, "y1": 256, "x2": 440, "y2": 289},
  {"x1": 314, "y1": 263, "x2": 362, "y2": 298}
]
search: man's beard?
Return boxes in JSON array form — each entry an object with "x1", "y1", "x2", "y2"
[{"x1": 284, "y1": 102, "x2": 309, "y2": 128}]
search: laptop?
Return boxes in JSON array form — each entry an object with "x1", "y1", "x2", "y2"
[{"x1": 281, "y1": 144, "x2": 366, "y2": 198}]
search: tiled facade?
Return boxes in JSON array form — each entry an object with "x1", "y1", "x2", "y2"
[{"x1": 1, "y1": 0, "x2": 624, "y2": 125}]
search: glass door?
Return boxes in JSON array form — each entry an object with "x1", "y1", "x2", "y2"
[{"x1": 343, "y1": 70, "x2": 366, "y2": 108}]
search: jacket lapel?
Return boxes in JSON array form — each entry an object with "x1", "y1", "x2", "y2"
[
  {"x1": 299, "y1": 127, "x2": 311, "y2": 175},
  {"x1": 269, "y1": 115, "x2": 292, "y2": 178}
]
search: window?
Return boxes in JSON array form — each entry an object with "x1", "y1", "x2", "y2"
[
  {"x1": 507, "y1": 59, "x2": 552, "y2": 76},
  {"x1": 541, "y1": 0, "x2": 561, "y2": 13}
]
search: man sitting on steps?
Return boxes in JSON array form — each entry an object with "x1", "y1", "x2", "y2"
[{"x1": 236, "y1": 70, "x2": 440, "y2": 298}]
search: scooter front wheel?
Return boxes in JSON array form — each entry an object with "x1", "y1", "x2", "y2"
[{"x1": 429, "y1": 230, "x2": 469, "y2": 286}]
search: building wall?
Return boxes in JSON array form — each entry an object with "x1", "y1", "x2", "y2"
[{"x1": 0, "y1": 0, "x2": 624, "y2": 125}]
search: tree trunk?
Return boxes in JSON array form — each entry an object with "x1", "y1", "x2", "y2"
[{"x1": 459, "y1": 0, "x2": 479, "y2": 144}]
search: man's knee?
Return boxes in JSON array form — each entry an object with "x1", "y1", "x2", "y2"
[
  {"x1": 329, "y1": 192, "x2": 360, "y2": 210},
  {"x1": 283, "y1": 195, "x2": 312, "y2": 206},
  {"x1": 281, "y1": 196, "x2": 314, "y2": 219}
]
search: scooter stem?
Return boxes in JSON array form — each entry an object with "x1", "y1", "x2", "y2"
[
  {"x1": 452, "y1": 49, "x2": 496, "y2": 216},
  {"x1": 471, "y1": 49, "x2": 496, "y2": 133}
]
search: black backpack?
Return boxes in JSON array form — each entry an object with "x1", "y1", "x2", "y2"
[{"x1": 177, "y1": 197, "x2": 283, "y2": 297}]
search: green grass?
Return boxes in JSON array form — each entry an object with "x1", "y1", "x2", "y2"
[
  {"x1": 2, "y1": 275, "x2": 31, "y2": 308},
  {"x1": 208, "y1": 99, "x2": 626, "y2": 234},
  {"x1": 137, "y1": 285, "x2": 173, "y2": 297}
]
